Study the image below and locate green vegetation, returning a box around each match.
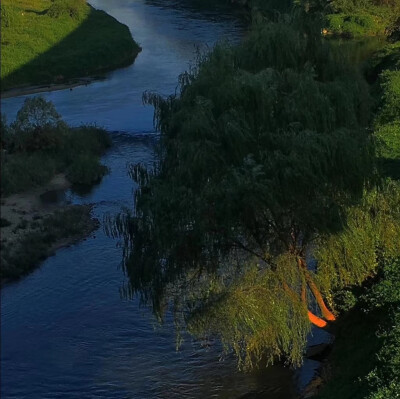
[312,13,400,394]
[1,0,141,91]
[220,0,399,38]
[105,0,400,381]
[316,257,400,399]
[371,40,400,178]
[0,205,99,281]
[324,0,400,37]
[107,15,387,369]
[1,97,111,195]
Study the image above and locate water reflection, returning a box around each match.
[0,3,298,398]
[1,0,245,132]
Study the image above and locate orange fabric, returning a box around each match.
[308,311,328,328]
[307,278,336,321]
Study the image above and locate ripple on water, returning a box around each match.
[0,2,298,398]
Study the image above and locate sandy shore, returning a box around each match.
[1,174,99,285]
[1,174,71,238]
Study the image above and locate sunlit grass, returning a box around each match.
[1,0,140,90]
[2,0,88,76]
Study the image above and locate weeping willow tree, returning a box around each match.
[108,18,377,368]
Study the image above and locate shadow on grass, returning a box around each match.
[2,6,141,91]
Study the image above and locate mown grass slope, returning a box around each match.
[1,0,141,90]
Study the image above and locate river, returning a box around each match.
[0,1,302,398]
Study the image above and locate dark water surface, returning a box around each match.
[1,1,297,398]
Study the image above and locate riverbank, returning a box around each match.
[142,1,399,397]
[1,0,141,91]
[1,76,104,99]
[314,258,400,399]
[302,30,400,399]
[1,97,111,284]
[0,174,99,284]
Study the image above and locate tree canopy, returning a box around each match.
[108,19,380,368]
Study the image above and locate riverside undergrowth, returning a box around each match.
[1,96,111,195]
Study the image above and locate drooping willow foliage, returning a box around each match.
[185,259,311,370]
[107,16,379,368]
[316,176,400,298]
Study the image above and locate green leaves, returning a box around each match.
[315,181,400,296]
[11,96,65,134]
[113,19,376,368]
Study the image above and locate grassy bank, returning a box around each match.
[1,0,141,91]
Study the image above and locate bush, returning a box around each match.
[376,121,400,160]
[377,70,400,125]
[326,13,381,37]
[363,259,400,399]
[9,96,67,153]
[1,153,57,195]
[63,125,111,160]
[2,98,111,195]
[47,0,87,20]
[67,154,109,185]
[333,289,358,312]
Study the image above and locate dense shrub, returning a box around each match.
[388,17,400,42]
[1,153,57,194]
[326,13,381,37]
[47,0,87,19]
[1,97,110,195]
[67,154,109,185]
[363,259,400,399]
[376,70,400,125]
[63,126,111,159]
[376,121,400,160]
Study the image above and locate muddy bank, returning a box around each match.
[1,174,99,285]
[1,77,105,99]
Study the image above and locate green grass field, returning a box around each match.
[1,0,141,90]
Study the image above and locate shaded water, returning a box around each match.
[1,1,298,398]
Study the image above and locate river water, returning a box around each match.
[0,1,300,398]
